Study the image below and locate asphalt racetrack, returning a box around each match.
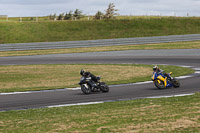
[0,47,200,111]
[1,34,200,51]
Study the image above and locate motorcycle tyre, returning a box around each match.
[154,80,165,89]
[81,84,91,94]
[172,78,180,88]
[100,82,109,93]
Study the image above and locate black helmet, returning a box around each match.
[80,69,85,76]
[153,65,158,71]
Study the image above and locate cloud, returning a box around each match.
[0,0,66,5]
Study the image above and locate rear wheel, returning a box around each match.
[100,82,109,93]
[81,84,91,94]
[154,80,165,89]
[172,78,180,88]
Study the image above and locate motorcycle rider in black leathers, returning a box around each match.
[80,69,98,88]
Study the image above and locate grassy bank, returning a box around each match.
[1,41,200,57]
[0,93,199,132]
[0,64,194,93]
[1,18,200,44]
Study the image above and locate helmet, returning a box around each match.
[80,69,85,76]
[153,65,158,71]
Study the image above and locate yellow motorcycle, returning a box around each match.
[152,72,180,89]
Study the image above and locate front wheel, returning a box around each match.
[100,82,109,93]
[81,84,91,94]
[154,80,165,89]
[172,78,180,88]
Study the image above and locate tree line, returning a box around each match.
[49,3,118,20]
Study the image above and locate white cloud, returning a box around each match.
[0,0,199,17]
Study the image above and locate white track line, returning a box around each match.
[0,91,32,95]
[47,101,104,108]
[147,93,195,99]
[176,75,193,79]
[177,65,193,68]
[194,68,200,71]
[46,93,195,108]
[195,71,200,74]
[66,87,81,90]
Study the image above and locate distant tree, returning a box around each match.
[64,11,73,20]
[58,13,64,20]
[53,13,57,21]
[94,11,104,20]
[104,3,119,19]
[49,14,54,20]
[30,17,34,21]
[73,9,84,20]
[48,8,86,21]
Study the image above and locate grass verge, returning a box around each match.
[1,41,200,57]
[0,93,199,132]
[1,18,200,44]
[0,64,194,93]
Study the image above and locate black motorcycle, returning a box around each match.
[79,76,109,94]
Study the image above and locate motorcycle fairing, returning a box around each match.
[152,72,173,87]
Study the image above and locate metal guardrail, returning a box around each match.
[0,34,200,51]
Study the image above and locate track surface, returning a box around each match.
[0,47,200,111]
[1,34,200,51]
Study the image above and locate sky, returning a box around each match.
[0,0,200,17]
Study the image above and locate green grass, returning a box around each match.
[0,93,199,132]
[1,41,200,57]
[0,64,194,93]
[1,18,200,44]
